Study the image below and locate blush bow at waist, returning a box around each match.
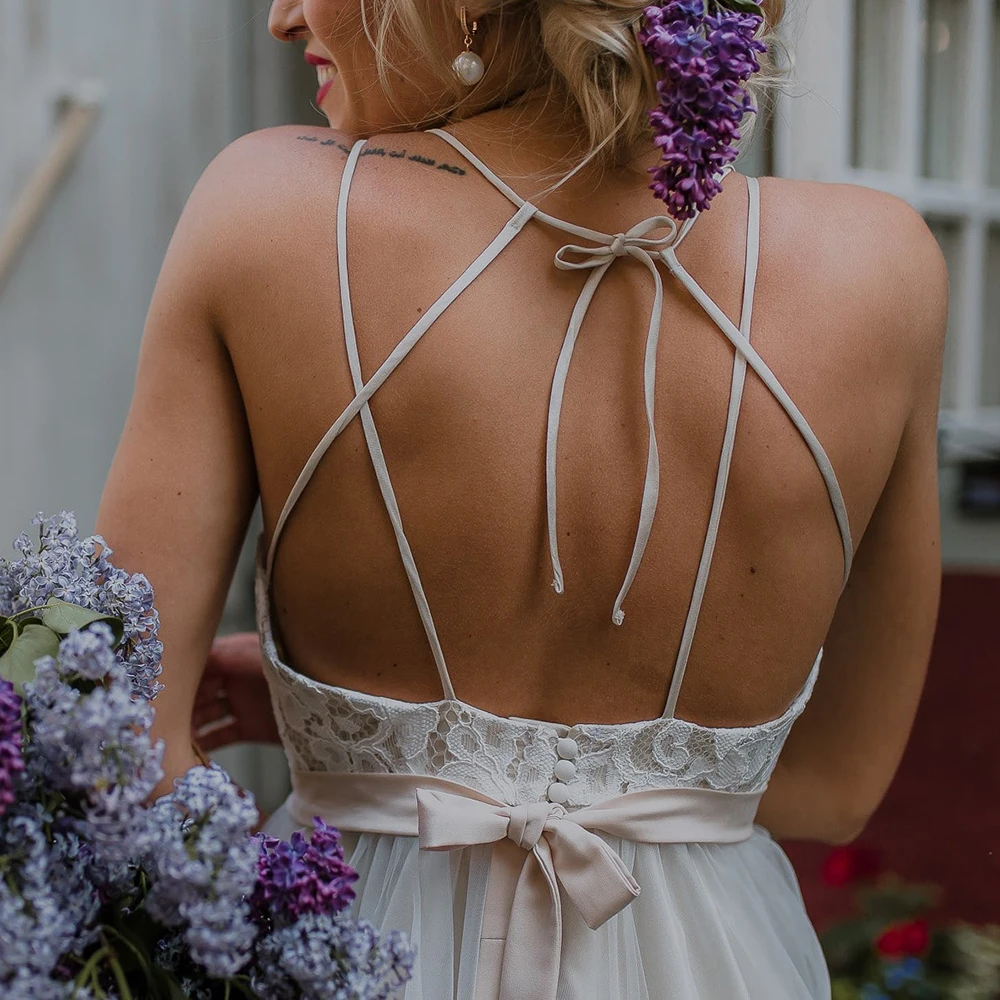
[288,771,763,1000]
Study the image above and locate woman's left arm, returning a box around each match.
[96,146,260,798]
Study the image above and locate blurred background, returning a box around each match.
[1,0,998,935]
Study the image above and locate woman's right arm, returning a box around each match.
[756,198,949,845]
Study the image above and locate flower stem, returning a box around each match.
[72,946,109,997]
[102,923,150,976]
[8,603,55,619]
[108,954,134,1000]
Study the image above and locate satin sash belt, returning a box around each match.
[289,771,762,1000]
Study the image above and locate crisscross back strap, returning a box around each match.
[662,254,854,589]
[265,138,539,700]
[430,128,705,627]
[663,175,760,717]
[659,182,854,717]
[267,129,854,717]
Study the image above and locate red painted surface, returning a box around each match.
[784,572,1000,928]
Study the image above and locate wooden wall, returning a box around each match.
[0,0,314,548]
[0,0,316,809]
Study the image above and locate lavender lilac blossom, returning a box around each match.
[0,804,102,998]
[639,0,767,219]
[0,515,415,997]
[140,764,261,978]
[0,512,163,700]
[250,820,415,999]
[26,622,164,846]
[252,914,415,1000]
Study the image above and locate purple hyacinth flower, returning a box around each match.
[639,0,767,219]
[0,678,24,816]
[253,817,359,925]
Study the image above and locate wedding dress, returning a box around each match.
[259,130,853,999]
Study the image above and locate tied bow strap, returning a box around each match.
[287,770,763,1000]
[553,219,679,269]
[545,214,693,625]
[417,790,639,1000]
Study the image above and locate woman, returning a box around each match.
[97,0,947,995]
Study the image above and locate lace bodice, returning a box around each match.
[256,568,819,808]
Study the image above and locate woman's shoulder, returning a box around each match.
[189,125,357,221]
[757,176,948,366]
[197,125,464,207]
[183,126,467,262]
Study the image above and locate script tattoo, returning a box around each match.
[296,135,467,176]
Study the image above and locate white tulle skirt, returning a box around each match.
[264,800,830,1000]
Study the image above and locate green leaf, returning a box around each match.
[0,623,60,692]
[40,599,124,645]
[0,617,18,656]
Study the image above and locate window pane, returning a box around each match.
[991,0,1000,187]
[927,217,963,409]
[983,227,1000,406]
[852,0,906,170]
[922,0,971,181]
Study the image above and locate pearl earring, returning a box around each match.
[452,7,485,86]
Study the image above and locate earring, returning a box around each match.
[452,7,485,85]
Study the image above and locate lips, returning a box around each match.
[306,52,337,105]
[315,63,337,105]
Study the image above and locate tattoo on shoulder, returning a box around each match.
[295,135,466,177]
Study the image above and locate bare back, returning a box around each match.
[217,124,923,730]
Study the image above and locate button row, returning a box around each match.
[547,737,580,805]
[553,758,576,782]
[547,781,570,805]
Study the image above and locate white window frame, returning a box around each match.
[776,0,1000,460]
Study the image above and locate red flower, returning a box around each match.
[876,925,905,957]
[821,846,882,887]
[875,920,930,958]
[900,919,930,955]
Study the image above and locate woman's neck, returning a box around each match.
[443,92,657,204]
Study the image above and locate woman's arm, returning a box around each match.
[96,145,260,799]
[757,201,949,844]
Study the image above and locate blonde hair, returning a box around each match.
[364,0,787,169]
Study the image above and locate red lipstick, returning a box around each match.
[316,80,335,105]
[305,52,333,66]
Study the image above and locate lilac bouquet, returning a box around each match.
[0,513,414,999]
[640,0,768,218]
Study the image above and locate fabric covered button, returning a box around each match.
[547,781,571,805]
[553,759,576,782]
[556,738,579,760]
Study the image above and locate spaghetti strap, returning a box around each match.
[264,138,539,700]
[431,127,702,625]
[257,135,842,1000]
[663,247,855,590]
[267,129,853,712]
[662,175,761,718]
[337,141,454,700]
